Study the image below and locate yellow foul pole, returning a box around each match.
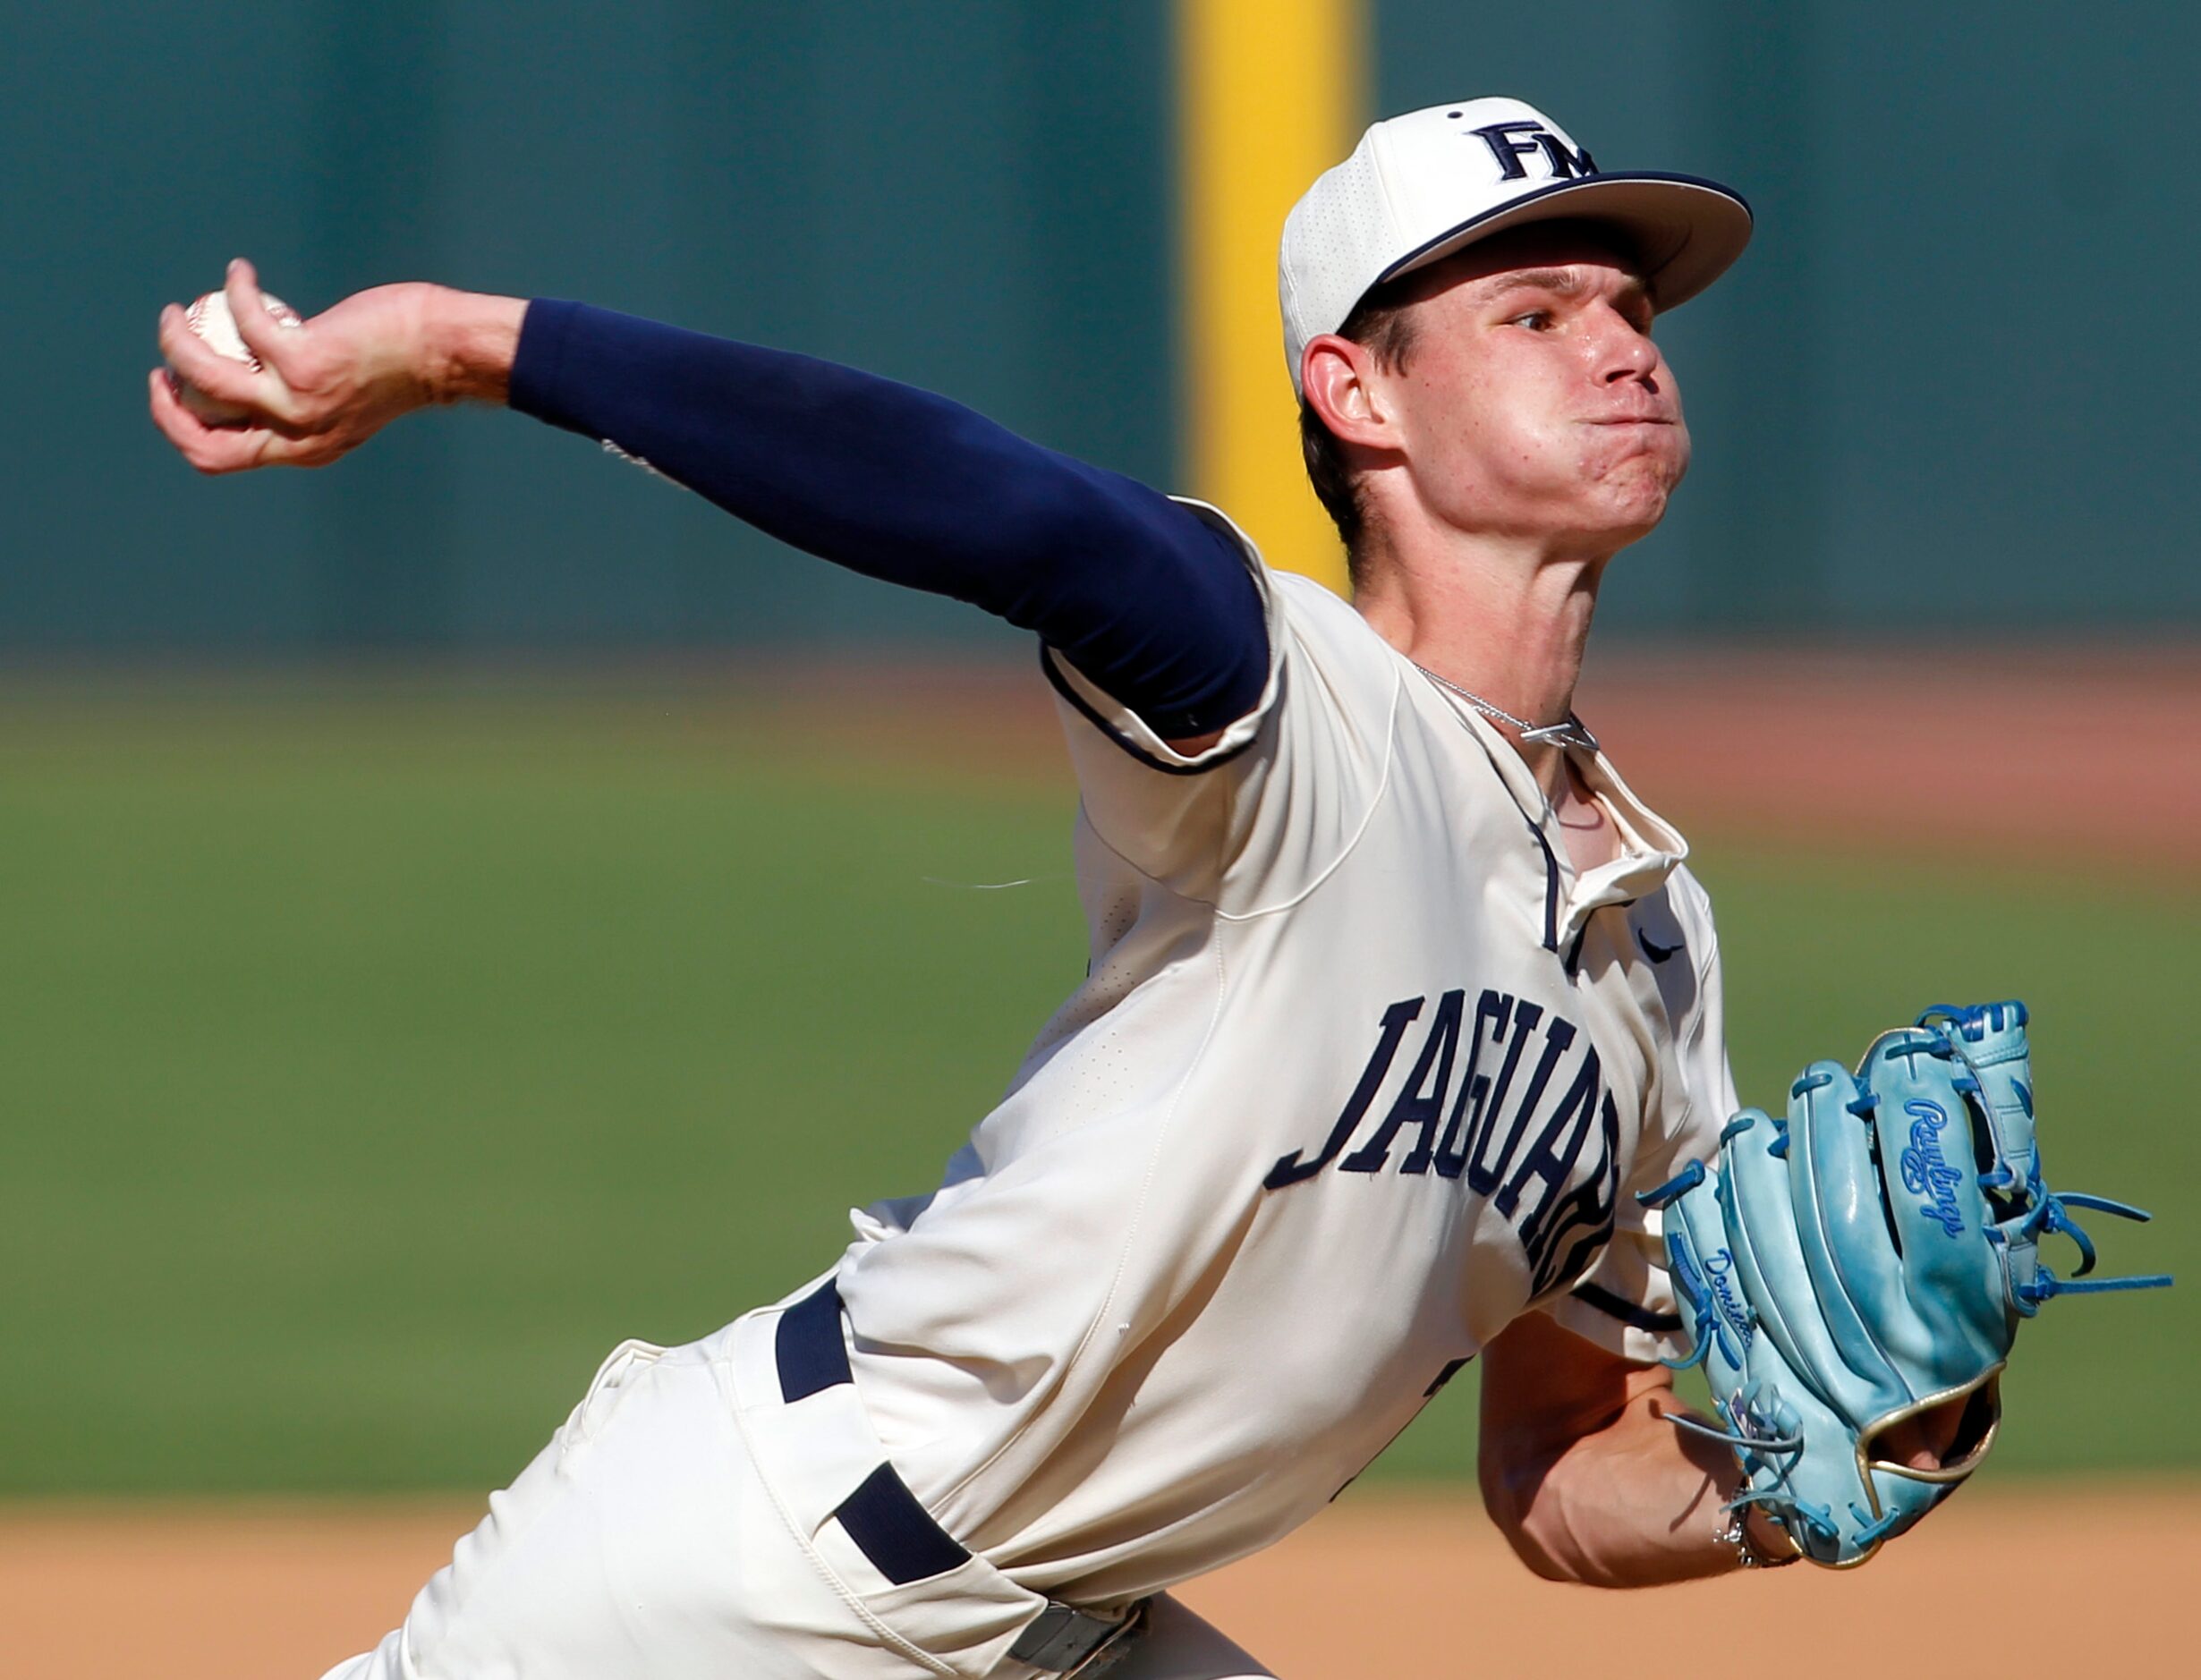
[1178,0,1364,595]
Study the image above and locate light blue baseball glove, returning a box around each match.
[1640,1001,2171,1568]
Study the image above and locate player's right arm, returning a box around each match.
[1477,1308,1800,1583]
[149,263,1262,756]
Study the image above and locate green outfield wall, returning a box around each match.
[6,0,2195,651]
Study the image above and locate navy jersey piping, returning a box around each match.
[1041,644,1262,777]
[1524,816,1562,952]
[1570,1279,1684,1335]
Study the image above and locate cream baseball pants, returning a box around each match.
[318,1295,1273,1679]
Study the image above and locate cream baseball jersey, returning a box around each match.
[836,505,1737,1606]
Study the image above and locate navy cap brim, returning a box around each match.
[1374,172,1754,310]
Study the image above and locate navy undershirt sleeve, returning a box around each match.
[508,301,1269,742]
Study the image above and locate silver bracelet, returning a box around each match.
[1720,1507,1802,1570]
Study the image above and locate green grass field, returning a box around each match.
[2,681,2190,1494]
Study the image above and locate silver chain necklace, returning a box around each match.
[1412,663,1600,753]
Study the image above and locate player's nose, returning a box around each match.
[1594,315,1661,386]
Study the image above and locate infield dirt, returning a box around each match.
[3,1484,2190,1679]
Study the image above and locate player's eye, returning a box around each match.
[1508,310,1553,332]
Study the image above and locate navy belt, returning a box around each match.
[775,1278,969,1584]
[774,1280,1145,1676]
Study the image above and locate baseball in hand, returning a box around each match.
[169,288,302,425]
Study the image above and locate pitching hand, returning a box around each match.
[150,260,523,475]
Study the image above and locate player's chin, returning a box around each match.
[1579,465,1679,546]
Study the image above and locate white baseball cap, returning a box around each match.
[1279,97,1752,393]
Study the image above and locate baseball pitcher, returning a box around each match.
[149,97,2166,1678]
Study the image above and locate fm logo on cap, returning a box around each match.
[1472,120,1597,182]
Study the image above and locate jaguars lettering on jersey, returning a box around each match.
[1265,987,1624,1300]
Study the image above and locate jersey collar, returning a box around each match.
[1561,741,1688,938]
[1410,674,1690,946]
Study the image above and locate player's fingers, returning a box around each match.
[149,362,215,447]
[158,300,275,410]
[162,298,313,433]
[149,363,190,437]
[148,368,281,474]
[223,258,307,381]
[154,370,358,471]
[249,429,350,468]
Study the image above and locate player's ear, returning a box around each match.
[1301,335,1393,452]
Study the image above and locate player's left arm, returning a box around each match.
[1476,1308,1787,1585]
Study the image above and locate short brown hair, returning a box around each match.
[1297,282,1420,583]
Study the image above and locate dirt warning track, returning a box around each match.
[2,1485,2190,1679]
[1572,645,2200,869]
[729,641,2200,868]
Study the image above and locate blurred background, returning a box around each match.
[11,0,2199,650]
[3,0,2194,1551]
